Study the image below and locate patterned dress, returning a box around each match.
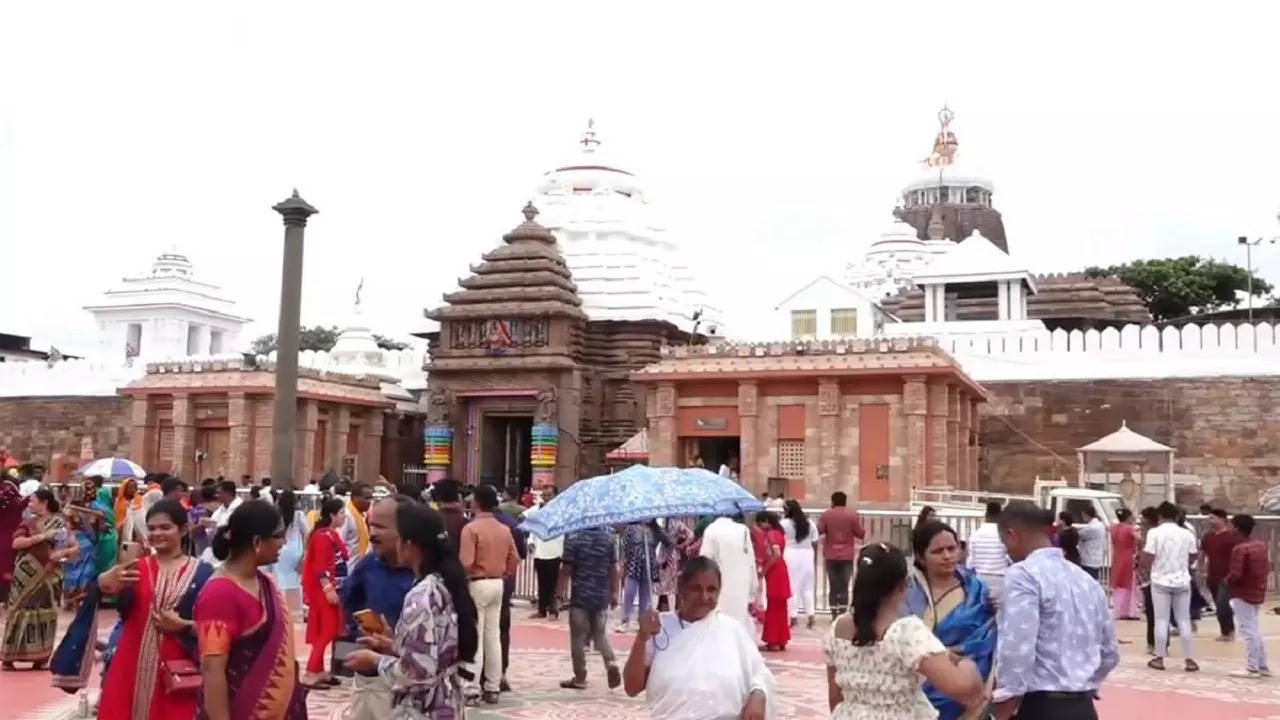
[377,572,464,719]
[823,615,946,720]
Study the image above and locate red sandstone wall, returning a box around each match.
[978,376,1280,509]
[0,396,133,475]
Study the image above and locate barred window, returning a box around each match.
[790,310,817,339]
[778,440,805,478]
[830,308,857,336]
[157,426,174,462]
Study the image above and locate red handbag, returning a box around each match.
[160,658,202,693]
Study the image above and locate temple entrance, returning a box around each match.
[682,436,740,475]
[479,413,533,491]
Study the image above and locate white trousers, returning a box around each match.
[1230,598,1270,673]
[349,672,393,720]
[468,578,504,693]
[784,547,815,618]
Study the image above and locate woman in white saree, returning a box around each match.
[623,556,778,720]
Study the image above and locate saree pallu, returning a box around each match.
[93,488,119,575]
[62,525,99,609]
[905,567,997,720]
[2,518,66,664]
[197,572,308,720]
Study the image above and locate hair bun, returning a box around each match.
[210,525,232,561]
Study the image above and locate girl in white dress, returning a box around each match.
[780,500,817,629]
[823,543,986,719]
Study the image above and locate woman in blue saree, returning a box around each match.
[61,481,108,610]
[905,520,996,720]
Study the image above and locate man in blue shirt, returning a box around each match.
[341,494,416,720]
[557,525,621,690]
[993,501,1120,720]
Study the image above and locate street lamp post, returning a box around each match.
[1238,234,1277,325]
[271,190,318,489]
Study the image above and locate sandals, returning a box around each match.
[1185,659,1200,672]
[1148,657,1165,670]
[560,678,588,690]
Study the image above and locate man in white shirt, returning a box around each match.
[965,501,1011,604]
[1142,501,1199,671]
[698,514,757,631]
[524,497,565,619]
[1075,506,1107,581]
[209,479,243,527]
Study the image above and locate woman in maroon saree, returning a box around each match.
[195,500,307,720]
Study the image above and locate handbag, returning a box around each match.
[160,658,202,693]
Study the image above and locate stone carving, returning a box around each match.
[655,384,675,417]
[535,387,558,422]
[738,381,759,417]
[425,389,454,424]
[818,381,840,416]
[449,318,550,351]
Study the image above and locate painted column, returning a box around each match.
[650,382,678,467]
[927,379,949,487]
[957,391,971,490]
[171,393,196,481]
[946,386,960,488]
[818,378,840,501]
[330,405,350,474]
[737,380,759,491]
[903,375,927,489]
[531,422,558,490]
[923,285,936,323]
[129,397,156,471]
[997,280,1010,321]
[294,399,317,486]
[227,392,251,480]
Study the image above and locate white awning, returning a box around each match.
[1078,421,1173,453]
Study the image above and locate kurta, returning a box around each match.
[698,517,757,631]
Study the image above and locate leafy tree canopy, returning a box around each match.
[1084,256,1273,321]
[250,325,340,355]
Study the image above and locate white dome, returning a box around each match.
[900,161,994,196]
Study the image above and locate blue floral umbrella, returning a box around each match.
[519,464,764,540]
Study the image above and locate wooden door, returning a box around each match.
[859,404,890,502]
[196,429,231,480]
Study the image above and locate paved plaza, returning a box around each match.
[6,601,1280,719]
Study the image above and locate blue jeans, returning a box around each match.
[621,576,651,624]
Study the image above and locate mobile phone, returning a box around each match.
[353,609,388,636]
[331,639,362,677]
[119,541,144,564]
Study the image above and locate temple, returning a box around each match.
[84,249,251,361]
[534,120,725,335]
[421,203,694,490]
[846,107,1149,330]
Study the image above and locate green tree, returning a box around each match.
[1084,256,1273,321]
[372,334,410,351]
[250,325,341,355]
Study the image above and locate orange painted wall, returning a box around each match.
[860,404,890,502]
[678,381,738,398]
[761,380,818,397]
[777,405,806,440]
[676,406,741,436]
[841,377,903,396]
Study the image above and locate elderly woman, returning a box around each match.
[905,521,996,720]
[623,556,778,720]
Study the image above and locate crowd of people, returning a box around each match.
[0,461,1275,719]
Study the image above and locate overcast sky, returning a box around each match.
[4,2,1280,355]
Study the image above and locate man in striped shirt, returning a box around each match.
[966,501,1012,605]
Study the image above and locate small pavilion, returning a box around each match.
[1077,421,1176,505]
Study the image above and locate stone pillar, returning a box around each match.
[270,190,318,489]
[946,386,960,488]
[294,399,318,487]
[737,380,759,491]
[957,392,971,490]
[172,394,196,481]
[129,397,156,470]
[361,411,384,485]
[649,383,678,468]
[817,379,840,500]
[926,380,949,487]
[227,392,251,481]
[903,376,927,489]
[970,398,982,489]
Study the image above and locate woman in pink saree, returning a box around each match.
[195,500,307,720]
